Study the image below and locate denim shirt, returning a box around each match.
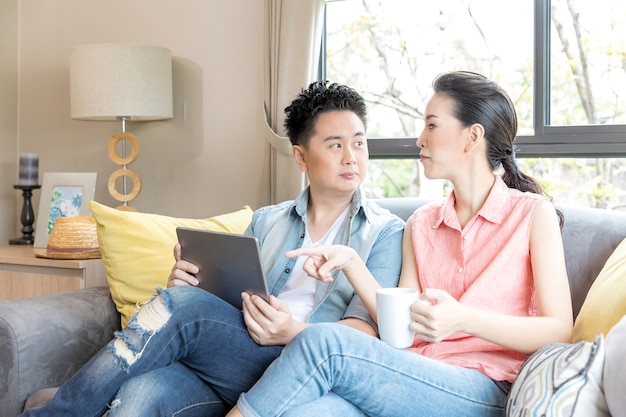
[244,187,404,328]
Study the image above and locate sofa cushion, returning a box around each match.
[506,335,609,417]
[90,201,253,327]
[604,314,626,417]
[572,236,626,343]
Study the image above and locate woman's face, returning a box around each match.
[416,93,470,180]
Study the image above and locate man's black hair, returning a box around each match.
[283,80,367,146]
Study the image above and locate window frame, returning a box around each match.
[322,0,626,159]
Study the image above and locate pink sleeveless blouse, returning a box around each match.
[408,176,545,382]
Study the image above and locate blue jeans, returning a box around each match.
[20,286,283,417]
[237,324,509,417]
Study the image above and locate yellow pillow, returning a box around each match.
[89,201,253,327]
[573,236,626,342]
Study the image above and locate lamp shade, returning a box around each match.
[70,43,173,121]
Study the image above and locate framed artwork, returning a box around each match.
[34,172,97,248]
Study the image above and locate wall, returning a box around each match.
[0,0,18,243]
[5,0,270,244]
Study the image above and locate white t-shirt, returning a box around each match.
[279,207,350,322]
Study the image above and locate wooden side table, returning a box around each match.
[0,245,107,301]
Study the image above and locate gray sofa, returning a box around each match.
[1,197,626,416]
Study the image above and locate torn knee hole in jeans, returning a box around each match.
[106,398,121,414]
[111,290,172,369]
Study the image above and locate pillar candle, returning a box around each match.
[18,153,39,185]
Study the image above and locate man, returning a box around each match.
[22,80,404,417]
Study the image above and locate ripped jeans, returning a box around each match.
[19,286,284,417]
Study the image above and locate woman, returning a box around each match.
[227,71,573,417]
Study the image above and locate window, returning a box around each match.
[324,0,626,209]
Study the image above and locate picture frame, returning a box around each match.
[34,172,97,248]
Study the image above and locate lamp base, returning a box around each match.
[107,131,142,211]
[115,204,138,212]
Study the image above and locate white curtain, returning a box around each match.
[264,0,325,204]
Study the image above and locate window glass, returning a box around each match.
[362,156,626,210]
[518,157,626,209]
[549,0,626,126]
[326,0,534,136]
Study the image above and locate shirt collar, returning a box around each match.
[478,175,509,224]
[291,186,367,222]
[434,175,508,228]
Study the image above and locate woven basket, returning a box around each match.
[35,216,101,259]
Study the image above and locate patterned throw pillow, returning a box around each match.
[506,335,609,417]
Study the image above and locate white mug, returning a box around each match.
[376,287,418,348]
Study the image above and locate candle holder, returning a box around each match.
[9,184,42,245]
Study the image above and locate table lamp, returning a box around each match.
[70,43,173,211]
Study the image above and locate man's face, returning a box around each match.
[293,110,368,197]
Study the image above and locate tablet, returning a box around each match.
[176,227,269,308]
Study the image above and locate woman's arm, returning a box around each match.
[284,220,415,322]
[284,245,380,320]
[398,216,421,290]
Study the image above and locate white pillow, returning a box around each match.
[604,314,626,417]
[506,335,609,417]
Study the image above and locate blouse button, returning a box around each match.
[457,267,463,273]
[285,268,291,274]
[300,233,305,238]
